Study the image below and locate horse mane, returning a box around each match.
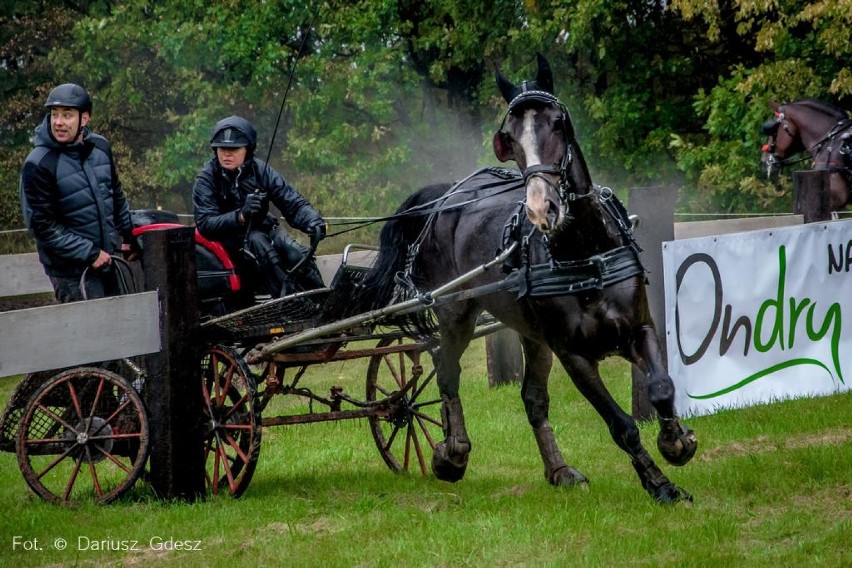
[788,99,849,119]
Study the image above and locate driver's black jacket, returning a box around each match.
[193,157,322,243]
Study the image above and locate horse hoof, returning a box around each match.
[652,482,693,505]
[431,442,469,483]
[658,423,698,467]
[548,466,589,488]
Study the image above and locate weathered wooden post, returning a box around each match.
[485,327,524,387]
[793,170,833,223]
[628,185,677,421]
[141,227,205,500]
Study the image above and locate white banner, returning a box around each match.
[662,220,852,417]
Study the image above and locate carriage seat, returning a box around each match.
[130,209,242,316]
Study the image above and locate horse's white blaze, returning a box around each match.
[520,109,562,233]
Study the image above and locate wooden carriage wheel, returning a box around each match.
[16,367,149,505]
[366,337,444,475]
[200,345,261,498]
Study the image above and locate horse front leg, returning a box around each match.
[521,338,588,487]
[556,350,692,503]
[631,324,698,467]
[430,308,478,482]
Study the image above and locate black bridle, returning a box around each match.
[763,105,852,177]
[499,90,576,219]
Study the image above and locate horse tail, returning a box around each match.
[356,182,453,312]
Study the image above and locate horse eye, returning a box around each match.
[553,117,565,131]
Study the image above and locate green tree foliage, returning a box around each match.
[1,0,850,240]
[670,0,852,212]
[0,0,79,230]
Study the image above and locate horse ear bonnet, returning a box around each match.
[496,53,558,112]
[762,118,780,136]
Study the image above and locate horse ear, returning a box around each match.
[495,65,516,103]
[535,52,554,94]
[492,130,514,162]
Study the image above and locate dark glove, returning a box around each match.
[309,219,327,241]
[308,219,327,250]
[240,193,265,221]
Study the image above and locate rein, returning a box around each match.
[324,168,523,239]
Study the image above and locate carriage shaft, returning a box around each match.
[261,407,392,426]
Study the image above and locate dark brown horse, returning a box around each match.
[761,99,852,212]
[359,54,697,503]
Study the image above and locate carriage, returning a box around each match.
[0,206,513,504]
[1,54,698,506]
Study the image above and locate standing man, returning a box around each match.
[19,83,136,303]
[193,115,326,298]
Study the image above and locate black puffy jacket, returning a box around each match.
[19,115,133,277]
[193,155,322,246]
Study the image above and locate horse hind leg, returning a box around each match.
[557,350,692,503]
[521,338,588,487]
[631,324,698,467]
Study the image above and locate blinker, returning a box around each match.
[762,119,780,136]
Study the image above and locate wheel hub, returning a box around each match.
[389,397,412,428]
[63,417,114,463]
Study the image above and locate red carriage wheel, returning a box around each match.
[15,367,149,505]
[366,337,443,475]
[200,345,261,498]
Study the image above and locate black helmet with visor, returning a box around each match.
[210,116,257,154]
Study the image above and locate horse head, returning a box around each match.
[760,100,852,210]
[761,101,804,177]
[493,53,592,235]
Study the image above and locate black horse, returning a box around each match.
[359,54,697,503]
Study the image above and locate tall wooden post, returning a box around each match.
[627,185,677,421]
[141,227,205,500]
[485,327,524,387]
[793,170,833,223]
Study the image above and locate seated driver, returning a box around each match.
[192,115,326,297]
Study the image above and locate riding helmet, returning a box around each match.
[44,83,93,114]
[210,116,257,153]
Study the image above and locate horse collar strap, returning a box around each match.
[515,246,644,298]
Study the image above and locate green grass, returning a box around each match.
[0,338,849,567]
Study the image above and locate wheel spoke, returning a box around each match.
[413,412,440,447]
[62,455,84,501]
[84,445,103,498]
[35,403,78,434]
[33,443,79,479]
[95,446,134,474]
[215,432,238,491]
[101,399,133,427]
[382,354,404,389]
[86,377,106,421]
[223,392,250,421]
[408,422,429,475]
[224,432,250,465]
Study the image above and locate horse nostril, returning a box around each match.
[547,200,560,226]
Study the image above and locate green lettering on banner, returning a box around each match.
[754,246,787,352]
[687,245,845,400]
